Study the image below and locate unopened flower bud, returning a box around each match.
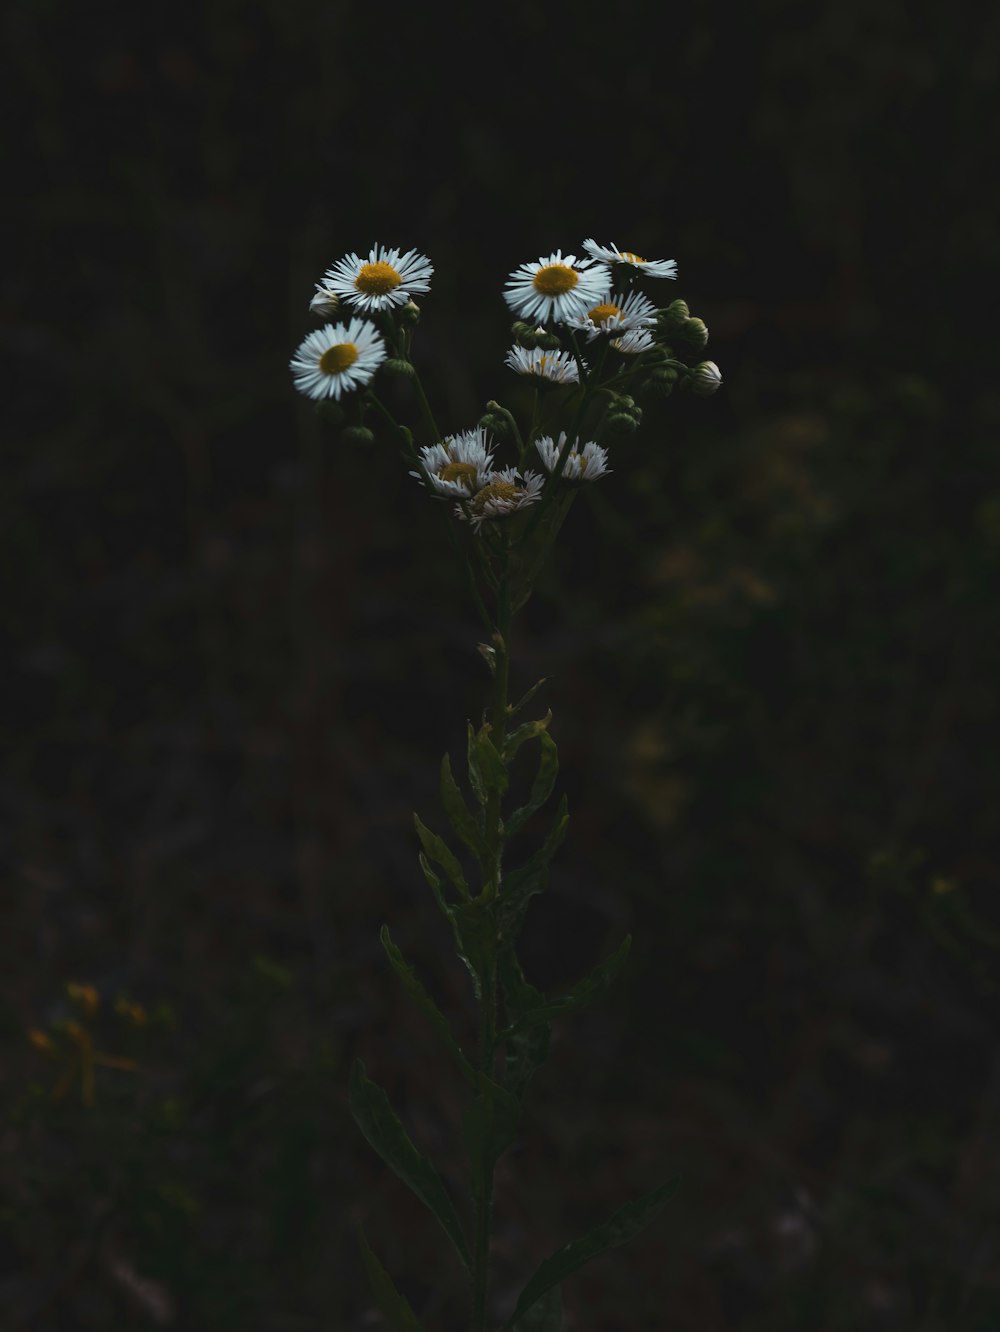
[641,376,674,400]
[652,365,680,383]
[384,357,416,378]
[533,328,562,350]
[691,361,723,395]
[605,412,640,436]
[657,299,690,330]
[314,400,345,425]
[478,412,510,438]
[682,317,709,348]
[398,300,421,326]
[342,425,376,445]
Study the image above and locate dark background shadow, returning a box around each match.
[3,3,999,1329]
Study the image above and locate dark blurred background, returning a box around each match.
[3,2,999,1329]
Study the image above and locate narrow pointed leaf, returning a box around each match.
[496,797,570,945]
[426,871,482,998]
[440,753,486,859]
[463,1080,521,1192]
[357,1228,426,1332]
[413,813,469,899]
[468,722,508,804]
[499,936,632,1039]
[349,1060,471,1270]
[505,731,559,842]
[502,710,552,764]
[498,947,551,1097]
[512,1285,565,1331]
[501,1178,680,1329]
[508,676,548,717]
[380,926,478,1089]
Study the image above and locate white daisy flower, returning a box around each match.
[566,288,658,342]
[289,318,386,400]
[504,250,609,325]
[323,243,433,312]
[457,467,544,529]
[504,346,582,384]
[582,239,678,280]
[410,427,495,497]
[535,433,611,483]
[309,286,341,317]
[610,327,657,355]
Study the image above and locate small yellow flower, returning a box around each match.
[66,981,100,1018]
[115,996,149,1025]
[28,1028,54,1054]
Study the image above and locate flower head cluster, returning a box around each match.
[412,428,495,497]
[324,243,433,313]
[535,433,611,483]
[289,318,387,400]
[458,467,545,529]
[504,251,609,325]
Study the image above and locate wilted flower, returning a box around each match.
[535,433,611,482]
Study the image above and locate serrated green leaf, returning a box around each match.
[440,753,486,859]
[498,936,632,1042]
[501,1177,679,1330]
[498,947,551,1097]
[512,1285,565,1331]
[348,1060,471,1270]
[504,731,559,842]
[502,710,552,764]
[380,926,478,1090]
[413,813,469,900]
[467,722,508,805]
[357,1228,426,1332]
[463,1080,521,1192]
[496,797,569,946]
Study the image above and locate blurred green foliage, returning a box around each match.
[3,0,998,1328]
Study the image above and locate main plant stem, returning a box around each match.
[472,564,512,1332]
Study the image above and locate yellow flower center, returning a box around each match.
[473,481,520,511]
[575,453,588,473]
[588,302,623,326]
[532,264,579,297]
[620,250,645,264]
[319,342,359,375]
[355,261,402,295]
[439,462,478,487]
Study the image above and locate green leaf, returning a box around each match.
[508,677,548,717]
[357,1228,425,1332]
[425,866,482,999]
[496,796,569,946]
[512,1285,565,1331]
[463,1080,521,1192]
[501,1178,680,1330]
[380,926,478,1090]
[440,753,486,859]
[504,731,559,842]
[413,813,469,900]
[498,936,632,1040]
[348,1060,471,1270]
[502,710,552,764]
[467,722,509,805]
[498,947,551,1098]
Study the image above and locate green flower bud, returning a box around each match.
[605,412,640,436]
[641,376,674,400]
[314,400,345,426]
[681,317,709,348]
[342,425,376,445]
[652,365,680,383]
[691,361,723,396]
[657,298,690,331]
[398,300,421,326]
[384,357,416,378]
[479,412,511,438]
[533,328,562,351]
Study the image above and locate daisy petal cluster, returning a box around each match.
[582,239,678,280]
[535,433,611,483]
[504,251,609,325]
[505,346,582,384]
[610,327,657,356]
[324,243,434,313]
[458,467,545,529]
[567,288,658,342]
[289,318,386,400]
[411,428,496,497]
